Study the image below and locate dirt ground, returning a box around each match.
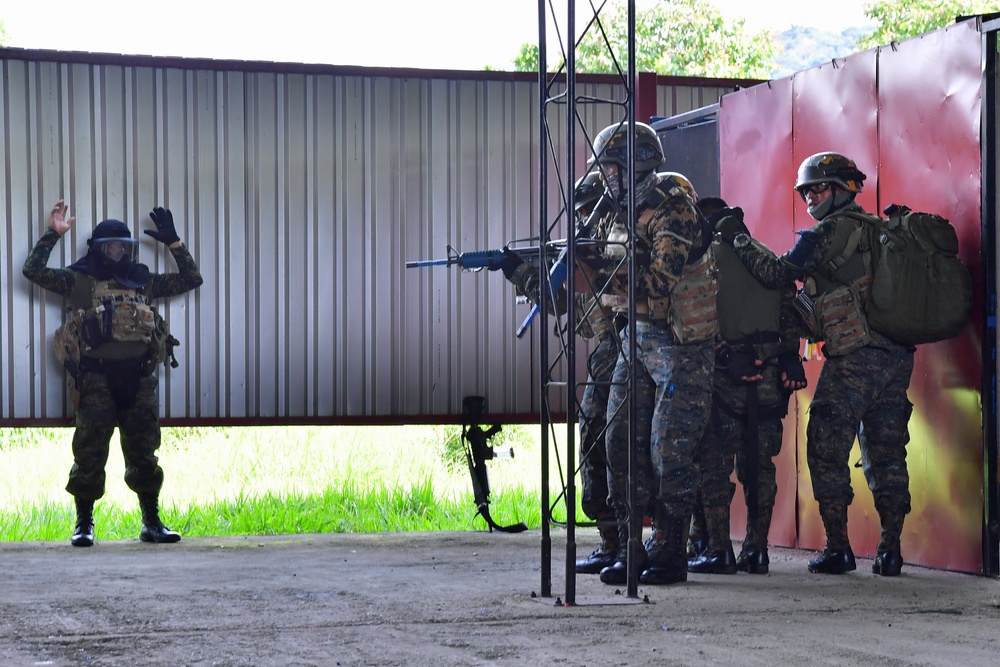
[1,529,998,667]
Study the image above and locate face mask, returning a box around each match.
[807,189,855,220]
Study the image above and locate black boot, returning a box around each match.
[599,524,648,585]
[640,512,688,585]
[576,525,620,574]
[688,493,709,558]
[71,498,95,547]
[736,546,769,574]
[138,493,181,544]
[873,505,906,576]
[687,506,737,574]
[807,547,856,574]
[873,549,903,576]
[809,504,854,574]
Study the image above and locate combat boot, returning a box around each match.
[687,505,737,574]
[736,546,769,574]
[738,500,773,574]
[599,524,648,585]
[138,493,182,544]
[576,524,620,574]
[687,500,709,558]
[71,498,95,547]
[640,512,688,585]
[872,505,906,576]
[808,503,855,574]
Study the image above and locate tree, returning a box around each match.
[858,0,1000,49]
[0,21,8,47]
[510,0,777,79]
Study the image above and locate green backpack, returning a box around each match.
[835,205,973,345]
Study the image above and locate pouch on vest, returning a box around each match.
[92,281,157,343]
[666,245,719,344]
[813,284,871,356]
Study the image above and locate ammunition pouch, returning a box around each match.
[813,283,871,356]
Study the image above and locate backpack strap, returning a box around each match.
[825,211,876,273]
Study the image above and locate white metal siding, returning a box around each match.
[0,53,743,423]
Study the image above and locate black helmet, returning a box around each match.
[87,219,138,264]
[574,171,605,213]
[795,152,866,195]
[588,121,664,175]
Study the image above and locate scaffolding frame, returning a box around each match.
[535,0,646,603]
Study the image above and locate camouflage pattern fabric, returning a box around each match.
[23,225,203,503]
[66,373,165,500]
[808,332,914,516]
[605,322,714,518]
[578,329,618,519]
[23,228,204,300]
[599,189,704,300]
[732,204,915,548]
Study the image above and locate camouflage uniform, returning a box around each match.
[505,258,624,571]
[23,227,203,501]
[733,204,915,558]
[600,180,716,584]
[692,230,802,572]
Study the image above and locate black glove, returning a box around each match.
[145,207,181,245]
[717,343,761,384]
[778,351,807,386]
[497,248,525,281]
[714,208,748,245]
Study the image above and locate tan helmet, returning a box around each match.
[657,171,698,202]
[588,121,664,175]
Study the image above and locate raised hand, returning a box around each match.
[49,200,75,236]
[145,206,181,245]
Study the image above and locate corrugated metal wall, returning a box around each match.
[0,50,745,424]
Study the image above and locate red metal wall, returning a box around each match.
[719,20,984,572]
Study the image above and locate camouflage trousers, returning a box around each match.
[66,371,165,500]
[698,341,787,510]
[605,321,714,518]
[578,330,618,520]
[807,337,914,515]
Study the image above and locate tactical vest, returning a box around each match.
[714,239,781,342]
[54,274,174,371]
[800,215,873,356]
[636,187,719,343]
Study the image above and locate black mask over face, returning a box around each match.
[68,219,151,289]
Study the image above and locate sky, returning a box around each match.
[0,0,875,71]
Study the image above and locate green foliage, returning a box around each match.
[859,0,1000,49]
[512,42,539,73]
[0,424,581,541]
[773,25,875,77]
[0,21,8,47]
[511,0,777,78]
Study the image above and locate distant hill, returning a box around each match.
[772,25,876,78]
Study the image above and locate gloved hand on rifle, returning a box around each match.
[145,206,181,246]
[487,247,525,281]
[778,351,808,391]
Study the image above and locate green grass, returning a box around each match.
[0,424,579,542]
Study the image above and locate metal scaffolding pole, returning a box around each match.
[536,0,641,604]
